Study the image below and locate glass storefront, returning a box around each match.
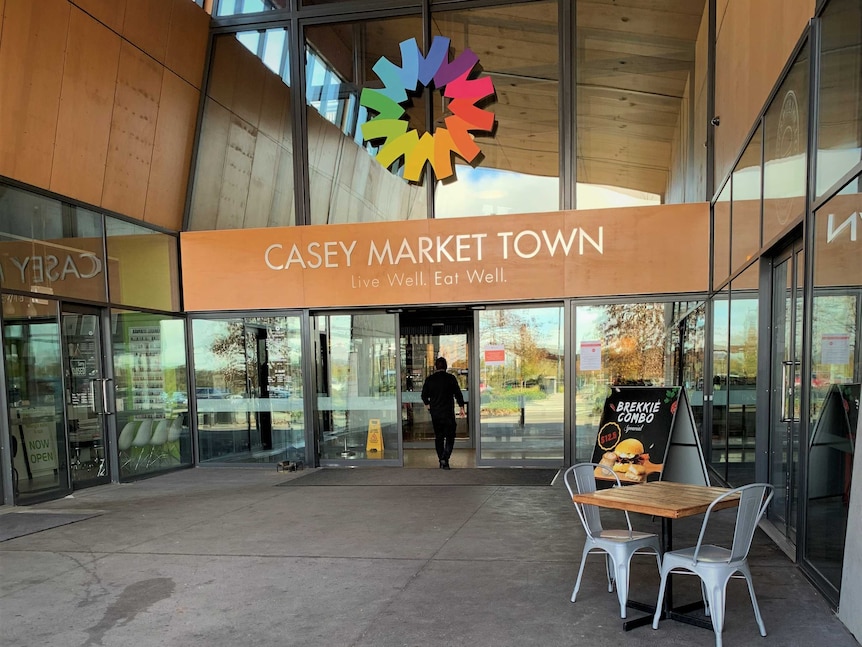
[478,306,563,463]
[192,316,305,464]
[3,298,69,503]
[574,302,678,463]
[0,181,185,503]
[806,177,861,597]
[314,313,399,462]
[113,311,192,478]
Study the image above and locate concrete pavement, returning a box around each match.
[0,466,858,647]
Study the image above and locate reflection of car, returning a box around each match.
[196,387,229,399]
[269,387,292,398]
[170,391,188,406]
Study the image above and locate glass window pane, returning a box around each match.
[478,306,564,462]
[216,0,282,17]
[807,177,862,591]
[305,18,427,224]
[817,0,862,197]
[763,42,809,245]
[189,30,295,230]
[727,264,758,486]
[193,316,305,464]
[3,297,70,503]
[680,302,707,437]
[105,217,180,311]
[0,186,107,302]
[731,126,762,273]
[576,1,704,208]
[711,289,730,477]
[433,2,560,218]
[314,313,399,461]
[574,302,675,463]
[112,311,191,478]
[713,180,731,288]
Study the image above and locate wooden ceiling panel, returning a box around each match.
[574,0,705,194]
[577,1,704,42]
[303,1,705,190]
[578,157,669,196]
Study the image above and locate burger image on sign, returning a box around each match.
[596,437,663,483]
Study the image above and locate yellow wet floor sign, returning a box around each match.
[366,419,383,453]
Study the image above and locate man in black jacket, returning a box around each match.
[421,356,466,469]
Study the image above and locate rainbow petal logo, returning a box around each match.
[359,36,496,183]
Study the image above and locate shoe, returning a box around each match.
[442,460,451,470]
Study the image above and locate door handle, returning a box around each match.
[101,378,114,415]
[90,379,103,415]
[780,360,800,423]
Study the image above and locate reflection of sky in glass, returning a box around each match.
[262,29,288,77]
[574,307,602,344]
[479,307,563,350]
[237,31,260,56]
[436,166,659,218]
[729,298,758,344]
[436,166,557,218]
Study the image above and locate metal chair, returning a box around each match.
[652,483,774,647]
[564,463,662,618]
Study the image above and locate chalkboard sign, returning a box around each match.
[591,386,708,486]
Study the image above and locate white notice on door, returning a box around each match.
[580,340,602,370]
[821,333,850,365]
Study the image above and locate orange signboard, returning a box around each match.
[181,203,709,311]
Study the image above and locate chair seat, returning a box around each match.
[597,529,658,543]
[666,544,734,565]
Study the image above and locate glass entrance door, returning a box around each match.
[768,240,804,545]
[61,305,110,487]
[4,297,70,503]
[477,305,564,464]
[400,316,471,452]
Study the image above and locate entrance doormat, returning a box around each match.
[278,468,560,487]
[0,511,102,542]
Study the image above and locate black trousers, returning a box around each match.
[431,414,456,461]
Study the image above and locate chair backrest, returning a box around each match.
[167,415,183,442]
[118,421,139,451]
[131,419,154,448]
[149,419,169,445]
[693,483,774,563]
[564,463,630,537]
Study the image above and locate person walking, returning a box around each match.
[421,356,466,469]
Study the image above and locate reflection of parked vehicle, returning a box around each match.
[196,387,229,399]
[170,391,188,406]
[269,387,292,398]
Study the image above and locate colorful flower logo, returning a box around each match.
[359,36,496,183]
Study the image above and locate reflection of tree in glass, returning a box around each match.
[206,319,301,396]
[207,321,247,393]
[599,304,667,384]
[483,309,561,389]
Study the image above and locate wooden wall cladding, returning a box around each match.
[0,0,70,187]
[50,6,121,206]
[102,41,163,219]
[1,0,208,231]
[144,71,200,230]
[165,0,209,87]
[122,0,170,64]
[189,100,230,231]
[71,0,126,32]
[714,0,815,186]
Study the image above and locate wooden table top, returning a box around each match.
[571,481,738,519]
